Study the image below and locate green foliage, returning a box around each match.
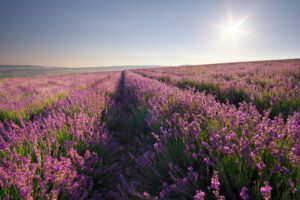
[254,92,273,113]
[157,76,171,84]
[15,141,36,160]
[270,97,300,119]
[0,110,26,124]
[293,68,300,81]
[225,88,250,106]
[52,127,73,158]
[0,185,21,200]
[129,107,148,130]
[75,141,88,156]
[66,105,81,116]
[214,154,259,199]
[175,79,250,106]
[0,149,9,161]
[176,80,219,95]
[141,138,190,195]
[105,91,114,98]
[31,92,67,116]
[0,92,67,124]
[175,78,298,118]
[253,93,300,119]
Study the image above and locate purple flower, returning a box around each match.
[203,157,211,167]
[240,186,249,200]
[192,152,198,159]
[211,171,220,190]
[256,161,265,171]
[194,190,205,200]
[288,180,297,194]
[143,191,150,198]
[154,142,159,150]
[260,181,272,200]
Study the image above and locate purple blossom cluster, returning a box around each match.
[135,59,300,118]
[0,72,113,122]
[122,71,299,199]
[0,72,120,199]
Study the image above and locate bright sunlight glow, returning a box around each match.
[225,23,239,37]
[214,12,251,45]
[223,18,245,40]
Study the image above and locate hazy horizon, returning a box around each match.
[1,0,300,67]
[1,58,300,69]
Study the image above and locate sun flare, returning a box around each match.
[225,22,240,37]
[215,13,250,44]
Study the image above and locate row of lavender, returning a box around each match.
[123,71,299,199]
[135,60,300,119]
[1,67,299,199]
[0,72,111,123]
[0,72,120,199]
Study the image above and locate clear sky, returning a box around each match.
[0,0,300,67]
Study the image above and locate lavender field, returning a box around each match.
[0,60,299,199]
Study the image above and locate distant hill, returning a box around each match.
[0,65,160,78]
[2,58,299,78]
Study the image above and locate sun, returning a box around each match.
[214,14,250,44]
[225,22,240,37]
[224,17,246,39]
[222,18,245,40]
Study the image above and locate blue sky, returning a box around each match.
[0,0,299,67]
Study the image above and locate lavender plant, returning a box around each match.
[135,60,300,119]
